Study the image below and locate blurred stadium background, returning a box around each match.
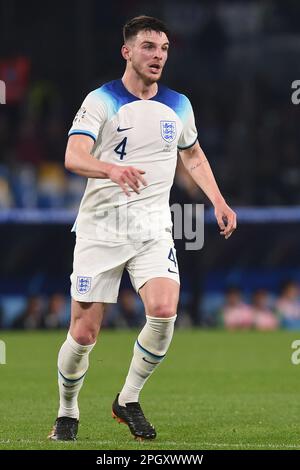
[1,0,300,332]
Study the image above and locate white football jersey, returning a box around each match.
[68,79,197,242]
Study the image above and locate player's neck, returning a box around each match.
[122,71,158,100]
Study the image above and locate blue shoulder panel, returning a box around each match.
[93,80,139,119]
[153,85,192,123]
[92,80,192,123]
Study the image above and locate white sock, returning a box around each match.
[118,315,177,406]
[57,331,96,419]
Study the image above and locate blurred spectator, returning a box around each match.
[252,288,279,331]
[1,286,300,330]
[0,165,14,208]
[43,294,68,329]
[37,162,66,208]
[15,118,46,165]
[12,295,45,329]
[43,117,66,163]
[276,281,300,330]
[118,289,143,327]
[101,290,143,328]
[65,173,87,209]
[222,287,254,330]
[0,57,30,104]
[11,163,38,208]
[0,296,27,329]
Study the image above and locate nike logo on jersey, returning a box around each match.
[142,357,159,365]
[168,268,178,274]
[117,126,133,132]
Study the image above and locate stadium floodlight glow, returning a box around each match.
[291,80,300,105]
[0,80,6,104]
[0,340,6,365]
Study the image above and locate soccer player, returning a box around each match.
[48,15,236,441]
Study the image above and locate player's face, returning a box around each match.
[128,30,169,84]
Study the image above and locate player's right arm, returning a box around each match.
[65,134,146,197]
[66,90,146,196]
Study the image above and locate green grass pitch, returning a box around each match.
[0,329,299,450]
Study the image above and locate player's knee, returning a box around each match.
[147,302,176,318]
[71,326,98,345]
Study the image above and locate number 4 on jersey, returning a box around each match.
[114,137,127,160]
[168,248,178,274]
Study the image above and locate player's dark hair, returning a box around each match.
[123,15,170,42]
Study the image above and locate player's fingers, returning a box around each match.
[221,225,233,237]
[217,215,226,231]
[225,227,235,238]
[135,174,147,186]
[223,217,233,234]
[125,171,140,188]
[226,213,237,233]
[119,181,131,197]
[123,175,140,194]
[135,173,147,186]
[222,214,237,238]
[134,168,147,186]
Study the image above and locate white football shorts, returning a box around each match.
[70,236,180,303]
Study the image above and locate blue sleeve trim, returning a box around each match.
[177,135,198,150]
[68,130,96,142]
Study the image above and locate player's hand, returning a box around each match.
[214,200,237,239]
[108,164,147,197]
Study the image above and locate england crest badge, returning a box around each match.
[160,121,176,143]
[76,276,92,294]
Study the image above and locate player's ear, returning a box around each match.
[121,44,131,61]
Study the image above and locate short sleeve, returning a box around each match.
[68,90,107,142]
[177,95,198,150]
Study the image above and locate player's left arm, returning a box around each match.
[179,141,237,239]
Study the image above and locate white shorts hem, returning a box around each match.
[71,293,118,304]
[134,274,180,294]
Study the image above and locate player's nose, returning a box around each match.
[154,49,163,60]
